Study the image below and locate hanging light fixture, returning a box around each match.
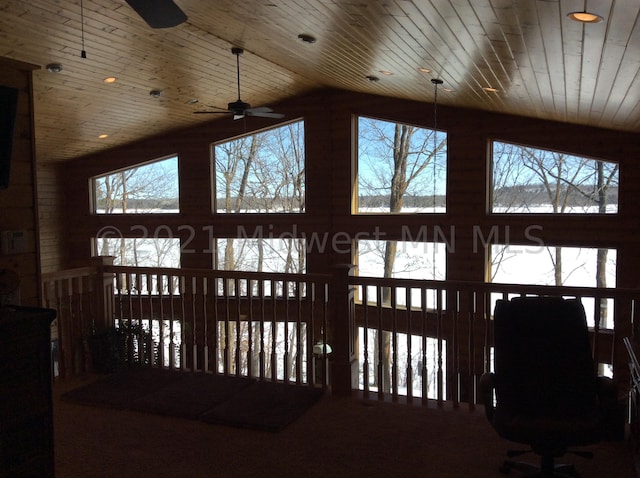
[430,78,444,279]
[80,0,87,57]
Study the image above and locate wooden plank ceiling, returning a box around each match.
[0,0,638,163]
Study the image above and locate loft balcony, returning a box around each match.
[42,260,640,477]
[43,260,636,402]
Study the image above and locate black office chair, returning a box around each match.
[480,296,622,477]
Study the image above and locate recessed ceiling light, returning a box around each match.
[103,77,117,84]
[98,134,109,139]
[483,86,499,92]
[46,63,63,73]
[149,89,162,97]
[443,87,454,92]
[379,70,393,76]
[186,98,199,104]
[418,67,431,74]
[567,11,603,23]
[365,75,379,82]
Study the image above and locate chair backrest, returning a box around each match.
[493,296,597,417]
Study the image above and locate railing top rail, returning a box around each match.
[103,265,332,283]
[349,275,640,300]
[41,266,98,282]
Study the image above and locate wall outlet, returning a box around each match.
[1,230,27,255]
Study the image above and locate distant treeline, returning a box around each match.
[96,185,618,211]
[493,185,618,207]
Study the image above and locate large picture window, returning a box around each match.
[92,155,179,214]
[214,120,305,213]
[356,116,447,213]
[491,141,619,214]
[214,238,306,274]
[95,237,181,268]
[490,244,616,329]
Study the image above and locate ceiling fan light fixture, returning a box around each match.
[567,11,603,23]
[193,47,284,120]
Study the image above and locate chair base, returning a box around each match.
[500,459,579,477]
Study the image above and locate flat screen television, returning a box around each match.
[0,85,19,190]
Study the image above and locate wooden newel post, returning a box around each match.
[328,263,358,396]
[90,256,115,333]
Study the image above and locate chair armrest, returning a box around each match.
[479,372,496,421]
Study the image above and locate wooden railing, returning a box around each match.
[43,263,331,388]
[42,262,639,404]
[349,276,638,408]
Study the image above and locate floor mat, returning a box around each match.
[61,367,185,410]
[61,367,324,431]
[130,373,256,419]
[200,379,325,432]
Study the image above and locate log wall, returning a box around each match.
[49,88,640,291]
[0,58,40,305]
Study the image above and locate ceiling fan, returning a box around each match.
[125,0,187,29]
[194,48,285,121]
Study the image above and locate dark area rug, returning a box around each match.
[130,372,255,419]
[61,367,324,432]
[60,367,185,410]
[200,379,326,432]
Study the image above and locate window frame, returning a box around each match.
[91,154,180,215]
[489,139,619,215]
[211,119,306,214]
[355,115,448,215]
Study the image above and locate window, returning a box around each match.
[356,239,447,309]
[357,239,446,281]
[491,141,619,214]
[490,244,616,329]
[490,245,616,288]
[216,320,308,382]
[92,155,179,214]
[215,238,306,274]
[357,116,447,213]
[214,121,305,213]
[95,237,181,268]
[355,239,447,399]
[358,328,444,400]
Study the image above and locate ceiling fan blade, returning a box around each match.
[125,0,187,28]
[233,114,245,120]
[247,111,285,119]
[246,106,273,113]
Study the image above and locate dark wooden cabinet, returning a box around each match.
[0,306,56,477]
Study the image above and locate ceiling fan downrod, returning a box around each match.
[232,47,244,101]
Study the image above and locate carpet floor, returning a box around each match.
[54,376,637,478]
